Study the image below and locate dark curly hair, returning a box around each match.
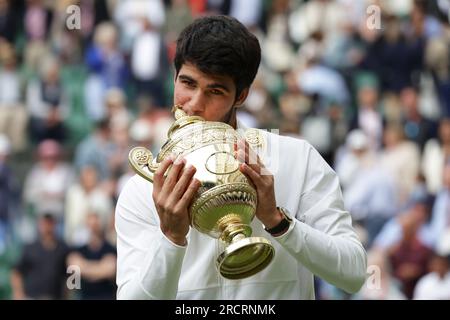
[174,15,261,100]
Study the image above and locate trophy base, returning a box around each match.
[216,237,274,280]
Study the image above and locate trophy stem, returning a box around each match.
[231,233,246,243]
[217,214,252,245]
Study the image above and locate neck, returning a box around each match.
[41,235,56,249]
[89,233,104,250]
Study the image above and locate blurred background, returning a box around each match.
[0,0,450,300]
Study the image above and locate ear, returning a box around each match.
[234,88,249,107]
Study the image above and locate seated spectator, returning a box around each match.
[23,140,74,227]
[104,88,132,132]
[26,56,69,144]
[131,17,169,107]
[23,0,53,72]
[0,43,28,152]
[84,22,128,122]
[64,165,112,247]
[355,249,405,300]
[350,73,383,151]
[0,0,19,43]
[399,87,438,152]
[74,119,114,182]
[113,0,165,53]
[422,118,450,194]
[336,130,397,247]
[0,134,19,254]
[380,124,421,206]
[414,231,450,300]
[428,160,450,249]
[387,201,434,299]
[10,213,69,300]
[66,212,116,300]
[373,189,436,251]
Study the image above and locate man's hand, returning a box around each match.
[236,139,284,230]
[153,156,201,246]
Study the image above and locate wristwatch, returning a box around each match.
[264,207,293,235]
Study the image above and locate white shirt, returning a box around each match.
[229,0,262,27]
[131,31,161,80]
[114,0,165,50]
[0,69,21,106]
[414,272,450,300]
[115,126,367,299]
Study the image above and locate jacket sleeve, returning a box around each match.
[274,143,367,294]
[115,176,186,300]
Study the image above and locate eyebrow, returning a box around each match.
[178,74,231,93]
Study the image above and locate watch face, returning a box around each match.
[278,207,292,222]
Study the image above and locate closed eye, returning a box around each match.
[181,79,196,88]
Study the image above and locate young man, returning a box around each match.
[115,15,367,299]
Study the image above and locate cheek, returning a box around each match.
[173,85,191,105]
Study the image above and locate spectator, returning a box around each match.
[428,160,450,249]
[373,188,435,251]
[380,124,420,206]
[23,0,53,71]
[387,198,434,298]
[113,0,165,53]
[65,165,113,247]
[0,0,19,43]
[337,130,397,246]
[0,42,28,152]
[131,17,169,107]
[350,73,383,151]
[0,134,19,254]
[66,212,116,300]
[424,17,450,117]
[399,86,438,151]
[422,118,450,194]
[26,56,69,144]
[104,88,132,132]
[84,22,128,122]
[413,231,450,300]
[163,0,193,60]
[10,213,69,300]
[23,139,74,226]
[355,249,406,300]
[74,119,114,182]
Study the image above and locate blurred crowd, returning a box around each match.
[0,0,450,300]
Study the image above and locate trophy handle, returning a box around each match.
[128,147,158,183]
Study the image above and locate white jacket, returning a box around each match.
[115,127,367,299]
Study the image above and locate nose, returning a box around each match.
[183,91,206,116]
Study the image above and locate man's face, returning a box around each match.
[174,63,247,125]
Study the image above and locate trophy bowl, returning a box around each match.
[128,106,274,279]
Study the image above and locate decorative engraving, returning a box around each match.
[205,151,239,175]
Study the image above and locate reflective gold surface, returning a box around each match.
[128,106,274,279]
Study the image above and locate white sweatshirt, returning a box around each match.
[115,126,367,299]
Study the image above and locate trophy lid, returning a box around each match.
[167,105,205,138]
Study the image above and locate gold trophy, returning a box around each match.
[128,106,274,279]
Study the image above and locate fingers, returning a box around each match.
[237,139,261,167]
[153,155,175,193]
[167,164,197,204]
[160,156,186,196]
[237,139,274,188]
[154,155,200,214]
[177,178,202,212]
[240,162,262,187]
[237,139,263,176]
